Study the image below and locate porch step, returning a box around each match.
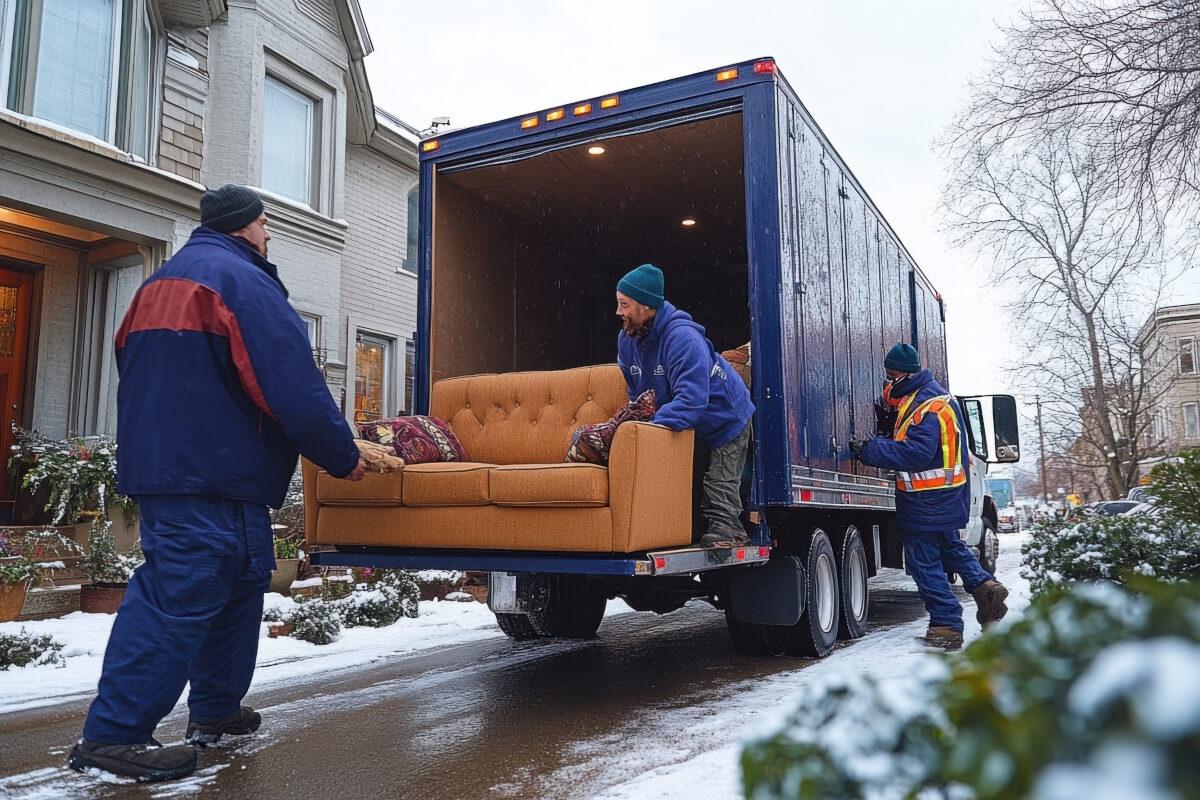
[17,584,83,621]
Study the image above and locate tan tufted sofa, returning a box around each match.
[303,365,696,554]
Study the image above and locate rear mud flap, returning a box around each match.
[727,556,804,625]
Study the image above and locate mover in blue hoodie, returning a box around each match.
[70,186,365,783]
[850,343,1008,650]
[615,264,755,548]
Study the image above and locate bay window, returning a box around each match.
[2,0,157,159]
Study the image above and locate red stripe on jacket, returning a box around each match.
[115,277,275,420]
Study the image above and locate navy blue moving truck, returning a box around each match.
[313,58,1021,657]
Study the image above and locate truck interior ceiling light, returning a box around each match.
[520,116,539,129]
[600,96,619,109]
[753,60,776,74]
[421,140,439,152]
[546,108,566,122]
[681,217,697,227]
[574,103,592,116]
[588,145,606,155]
[716,68,739,82]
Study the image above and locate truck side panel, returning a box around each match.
[827,168,852,472]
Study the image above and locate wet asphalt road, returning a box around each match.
[0,584,929,800]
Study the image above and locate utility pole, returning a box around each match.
[1035,395,1049,502]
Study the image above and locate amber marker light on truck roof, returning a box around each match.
[681,218,697,227]
[574,103,592,116]
[716,68,739,82]
[546,108,566,122]
[600,96,619,109]
[520,116,539,129]
[421,140,439,152]
[588,145,606,156]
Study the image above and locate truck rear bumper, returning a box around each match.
[310,543,771,577]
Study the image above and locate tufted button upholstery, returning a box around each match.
[430,365,627,465]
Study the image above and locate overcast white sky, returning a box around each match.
[360,0,1027,398]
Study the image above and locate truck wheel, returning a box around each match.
[780,529,840,657]
[526,574,607,639]
[835,526,869,640]
[978,519,999,576]
[494,612,542,641]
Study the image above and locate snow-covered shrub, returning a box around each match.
[287,600,342,645]
[80,522,143,585]
[1147,447,1200,525]
[8,426,135,525]
[1020,514,1200,596]
[742,581,1200,800]
[0,629,64,670]
[337,570,419,628]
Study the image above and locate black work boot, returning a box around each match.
[700,527,749,549]
[68,738,197,782]
[185,706,261,747]
[972,580,1010,628]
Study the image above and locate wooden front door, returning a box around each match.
[0,267,36,500]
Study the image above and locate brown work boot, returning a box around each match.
[922,626,964,651]
[972,580,1010,627]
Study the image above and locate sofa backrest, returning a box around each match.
[430,365,628,465]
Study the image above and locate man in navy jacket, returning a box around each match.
[616,264,755,548]
[851,343,1008,650]
[69,185,365,782]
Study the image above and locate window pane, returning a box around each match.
[404,341,415,413]
[1186,404,1200,440]
[32,0,115,140]
[262,76,313,204]
[125,5,151,158]
[1180,338,1196,374]
[405,188,418,270]
[355,336,390,423]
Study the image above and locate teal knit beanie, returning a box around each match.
[617,264,665,309]
[884,342,921,373]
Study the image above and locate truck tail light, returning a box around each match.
[759,547,770,558]
[716,68,739,82]
[600,96,619,109]
[654,557,666,569]
[736,549,746,561]
[800,490,813,502]
[753,61,776,74]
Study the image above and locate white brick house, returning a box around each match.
[0,0,418,513]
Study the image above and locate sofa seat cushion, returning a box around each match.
[489,463,609,507]
[402,462,494,506]
[315,470,403,506]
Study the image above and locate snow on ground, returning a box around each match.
[580,533,1033,800]
[0,592,636,716]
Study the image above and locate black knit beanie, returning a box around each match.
[200,184,264,233]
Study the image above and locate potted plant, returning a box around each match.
[0,557,38,622]
[269,533,303,595]
[78,522,143,614]
[8,426,137,528]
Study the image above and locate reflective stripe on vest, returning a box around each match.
[892,394,967,493]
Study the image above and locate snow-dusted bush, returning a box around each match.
[1020,514,1200,596]
[742,581,1200,800]
[337,570,419,628]
[79,522,143,585]
[0,630,64,670]
[287,600,342,645]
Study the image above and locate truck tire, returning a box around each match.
[835,526,869,640]
[779,529,840,657]
[978,518,999,576]
[494,612,542,641]
[526,574,607,639]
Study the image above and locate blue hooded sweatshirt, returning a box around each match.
[859,369,971,533]
[114,226,360,508]
[617,301,754,449]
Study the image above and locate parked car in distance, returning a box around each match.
[997,506,1019,533]
[1081,500,1144,517]
[1124,487,1152,503]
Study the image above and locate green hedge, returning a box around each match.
[742,581,1200,799]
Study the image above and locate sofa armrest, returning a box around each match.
[608,422,695,553]
[301,458,320,554]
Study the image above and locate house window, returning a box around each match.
[404,340,415,413]
[402,186,418,274]
[354,332,392,423]
[2,0,157,158]
[77,260,140,435]
[1180,337,1196,375]
[297,311,319,347]
[261,75,315,206]
[1185,402,1200,440]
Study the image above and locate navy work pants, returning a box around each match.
[902,529,993,632]
[82,495,274,744]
